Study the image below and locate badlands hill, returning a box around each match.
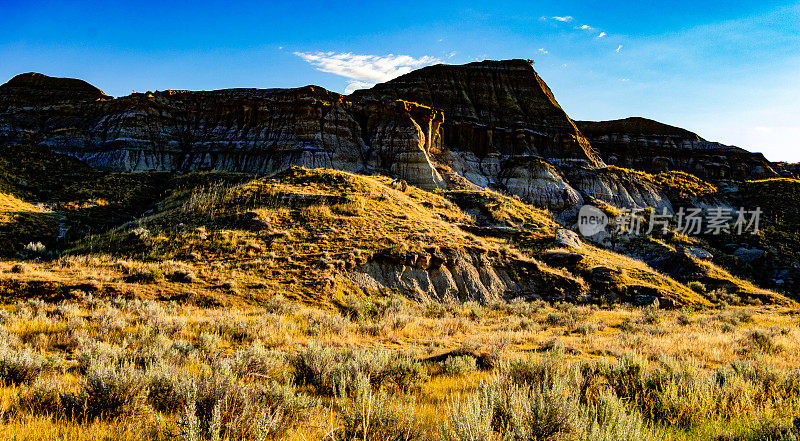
[0,59,796,305]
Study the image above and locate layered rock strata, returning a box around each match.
[0,74,445,190]
[576,117,778,180]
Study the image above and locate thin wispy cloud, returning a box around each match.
[294,52,442,93]
[616,45,623,53]
[538,48,549,54]
[552,15,573,22]
[579,24,593,30]
[597,32,607,38]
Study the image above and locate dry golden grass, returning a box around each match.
[0,295,797,440]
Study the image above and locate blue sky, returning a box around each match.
[2,0,798,161]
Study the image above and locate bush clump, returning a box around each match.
[291,344,427,395]
[0,347,46,385]
[441,355,477,376]
[334,375,422,441]
[183,362,318,440]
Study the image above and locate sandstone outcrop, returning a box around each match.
[352,59,603,167]
[0,75,445,190]
[563,166,674,212]
[352,59,605,209]
[347,247,586,303]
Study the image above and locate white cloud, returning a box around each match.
[579,24,593,30]
[344,80,374,94]
[616,44,623,53]
[538,48,549,54]
[294,52,442,91]
[448,51,457,58]
[552,15,573,22]
[620,78,630,82]
[597,32,607,38]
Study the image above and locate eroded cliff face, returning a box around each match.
[576,117,778,180]
[0,63,780,214]
[0,74,445,190]
[351,59,607,209]
[564,166,674,213]
[0,62,609,210]
[354,60,602,163]
[347,246,586,303]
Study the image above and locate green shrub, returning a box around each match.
[124,265,166,284]
[544,311,578,328]
[232,339,285,378]
[437,382,495,441]
[147,363,189,413]
[263,294,297,315]
[582,394,666,441]
[75,339,125,373]
[291,344,426,396]
[384,354,429,392]
[197,332,222,357]
[441,355,477,376]
[334,375,422,441]
[16,377,65,416]
[305,310,349,336]
[340,294,405,322]
[720,418,800,441]
[642,307,662,325]
[504,353,563,388]
[81,361,148,420]
[688,281,706,293]
[576,322,601,335]
[0,347,46,385]
[646,358,713,428]
[491,298,545,317]
[291,344,344,395]
[439,377,580,441]
[496,380,580,440]
[186,362,317,440]
[717,310,754,326]
[745,331,783,354]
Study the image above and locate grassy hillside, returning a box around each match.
[0,165,747,308]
